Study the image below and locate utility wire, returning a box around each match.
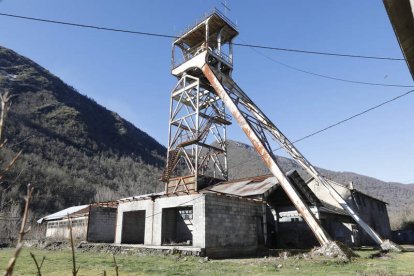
[0,12,177,39]
[250,47,414,88]
[234,42,405,61]
[272,88,414,152]
[227,88,414,170]
[0,12,405,62]
[142,195,204,219]
[116,194,204,219]
[2,12,411,88]
[1,12,413,174]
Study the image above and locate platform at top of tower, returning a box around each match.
[174,9,239,48]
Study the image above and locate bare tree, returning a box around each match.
[0,205,20,245]
[0,90,13,144]
[30,252,45,276]
[0,149,22,183]
[0,89,22,245]
[3,184,34,276]
[68,218,80,276]
[113,254,119,276]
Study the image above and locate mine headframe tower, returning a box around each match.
[163,9,396,251]
[162,10,235,194]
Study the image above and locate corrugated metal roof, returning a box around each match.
[203,173,351,218]
[37,204,89,224]
[203,175,278,197]
[325,179,389,204]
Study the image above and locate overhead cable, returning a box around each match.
[226,88,414,170]
[251,47,414,88]
[272,88,414,152]
[0,12,405,62]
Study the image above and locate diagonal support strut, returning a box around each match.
[200,60,394,250]
[201,63,332,245]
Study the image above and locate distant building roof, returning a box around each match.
[37,204,89,224]
[351,189,389,205]
[325,179,388,205]
[203,171,387,218]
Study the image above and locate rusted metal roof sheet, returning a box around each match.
[203,175,278,197]
[37,205,89,224]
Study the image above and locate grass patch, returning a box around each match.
[0,248,413,275]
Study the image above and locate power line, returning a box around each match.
[234,42,404,61]
[2,12,411,88]
[227,88,414,170]
[0,12,177,39]
[273,88,414,151]
[1,12,412,176]
[143,195,204,219]
[0,12,405,62]
[250,47,414,88]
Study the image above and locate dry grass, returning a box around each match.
[0,247,414,275]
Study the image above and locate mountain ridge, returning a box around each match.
[0,45,166,215]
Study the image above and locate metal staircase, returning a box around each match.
[162,148,181,182]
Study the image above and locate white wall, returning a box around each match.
[46,217,88,239]
[115,194,206,247]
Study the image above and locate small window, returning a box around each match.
[179,209,193,220]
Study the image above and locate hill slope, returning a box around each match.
[226,140,414,229]
[0,45,166,215]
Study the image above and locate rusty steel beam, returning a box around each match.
[383,0,414,81]
[218,73,386,245]
[200,59,386,247]
[216,72,385,246]
[201,63,331,246]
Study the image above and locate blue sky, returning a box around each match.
[0,1,413,183]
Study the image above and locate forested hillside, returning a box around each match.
[0,45,166,216]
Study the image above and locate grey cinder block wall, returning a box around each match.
[204,194,262,257]
[87,206,117,243]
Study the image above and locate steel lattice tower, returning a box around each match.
[162,10,236,194]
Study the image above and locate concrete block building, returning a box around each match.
[114,192,263,257]
[38,170,392,256]
[106,170,391,255]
